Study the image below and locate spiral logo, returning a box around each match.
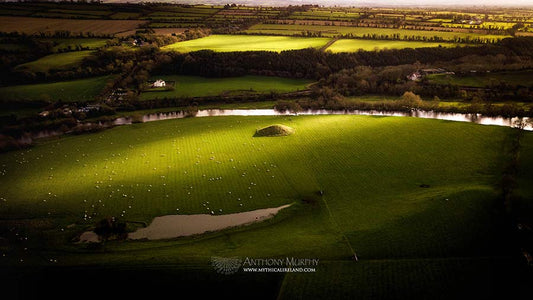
[211,256,243,275]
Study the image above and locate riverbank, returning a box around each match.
[2,106,531,153]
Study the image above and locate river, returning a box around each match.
[113,108,532,131]
[19,108,533,142]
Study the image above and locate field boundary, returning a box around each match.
[319,36,339,52]
[320,193,358,260]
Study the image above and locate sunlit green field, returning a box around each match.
[0,75,111,102]
[0,116,516,254]
[140,75,313,100]
[1,115,529,297]
[326,39,459,52]
[15,50,94,73]
[161,35,331,52]
[245,24,510,42]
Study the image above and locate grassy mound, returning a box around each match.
[254,124,294,137]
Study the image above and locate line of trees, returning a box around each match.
[275,92,533,118]
[3,34,532,87]
[149,37,532,80]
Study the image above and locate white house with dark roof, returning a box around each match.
[152,79,166,88]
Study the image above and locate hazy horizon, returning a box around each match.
[102,0,533,7]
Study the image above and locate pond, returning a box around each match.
[79,204,291,242]
[128,204,291,240]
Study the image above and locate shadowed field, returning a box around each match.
[0,16,147,35]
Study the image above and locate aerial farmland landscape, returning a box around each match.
[1,0,533,299]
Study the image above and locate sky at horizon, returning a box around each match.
[102,0,533,6]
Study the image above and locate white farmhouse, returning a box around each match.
[407,72,421,81]
[152,79,166,88]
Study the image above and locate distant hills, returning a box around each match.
[102,0,533,7]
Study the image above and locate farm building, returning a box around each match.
[152,79,166,88]
[408,72,422,81]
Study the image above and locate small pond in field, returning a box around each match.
[128,204,291,240]
[79,204,291,242]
